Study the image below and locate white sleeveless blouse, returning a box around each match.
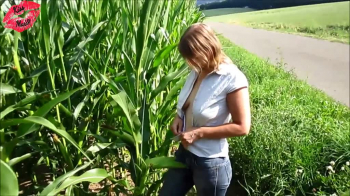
[176,62,249,158]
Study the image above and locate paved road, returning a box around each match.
[205,22,350,107]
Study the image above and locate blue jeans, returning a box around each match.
[159,144,232,196]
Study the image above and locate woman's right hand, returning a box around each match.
[170,115,183,136]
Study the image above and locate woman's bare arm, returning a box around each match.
[196,87,251,139]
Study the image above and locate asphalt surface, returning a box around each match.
[205,22,350,107]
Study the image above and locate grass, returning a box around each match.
[218,35,350,195]
[202,7,255,17]
[205,2,350,43]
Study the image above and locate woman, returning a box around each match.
[159,23,251,196]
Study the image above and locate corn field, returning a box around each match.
[0,0,203,195]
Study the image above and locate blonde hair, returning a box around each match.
[178,23,231,73]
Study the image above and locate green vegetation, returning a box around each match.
[199,0,348,11]
[0,0,202,195]
[205,2,350,43]
[219,35,350,195]
[202,7,254,17]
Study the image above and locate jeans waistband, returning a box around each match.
[178,144,229,160]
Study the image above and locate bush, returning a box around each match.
[219,35,350,195]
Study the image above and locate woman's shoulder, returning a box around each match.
[217,61,245,78]
[217,61,249,91]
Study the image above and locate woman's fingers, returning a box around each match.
[170,116,183,135]
[181,138,189,148]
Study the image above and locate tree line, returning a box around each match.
[199,0,348,10]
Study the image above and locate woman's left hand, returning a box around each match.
[180,127,201,148]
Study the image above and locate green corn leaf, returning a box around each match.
[65,186,74,196]
[21,63,48,79]
[0,138,19,162]
[146,179,164,196]
[73,81,100,120]
[0,92,49,120]
[92,88,105,110]
[86,143,112,154]
[95,0,104,24]
[145,156,186,169]
[0,0,204,195]
[340,190,350,196]
[145,0,161,47]
[165,76,186,102]
[173,0,185,21]
[101,125,135,147]
[153,43,178,68]
[99,73,121,93]
[78,47,99,68]
[39,161,92,196]
[68,21,106,71]
[46,168,108,196]
[108,177,129,188]
[73,101,87,120]
[2,116,91,162]
[41,0,50,55]
[136,0,153,69]
[162,1,171,31]
[77,21,106,50]
[111,91,139,130]
[17,85,88,138]
[149,129,174,158]
[139,95,151,158]
[129,156,143,186]
[0,69,7,75]
[0,118,25,129]
[145,43,178,81]
[145,66,159,82]
[88,25,109,56]
[62,28,78,52]
[121,51,136,104]
[0,83,21,95]
[0,160,19,196]
[121,6,129,49]
[149,63,188,101]
[157,77,186,117]
[8,152,37,166]
[104,32,120,72]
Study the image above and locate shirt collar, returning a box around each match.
[191,62,231,77]
[213,63,230,75]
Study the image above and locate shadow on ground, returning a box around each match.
[226,179,248,196]
[226,161,248,196]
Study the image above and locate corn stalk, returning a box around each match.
[0,0,203,195]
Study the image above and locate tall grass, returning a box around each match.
[219,35,350,196]
[0,0,203,195]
